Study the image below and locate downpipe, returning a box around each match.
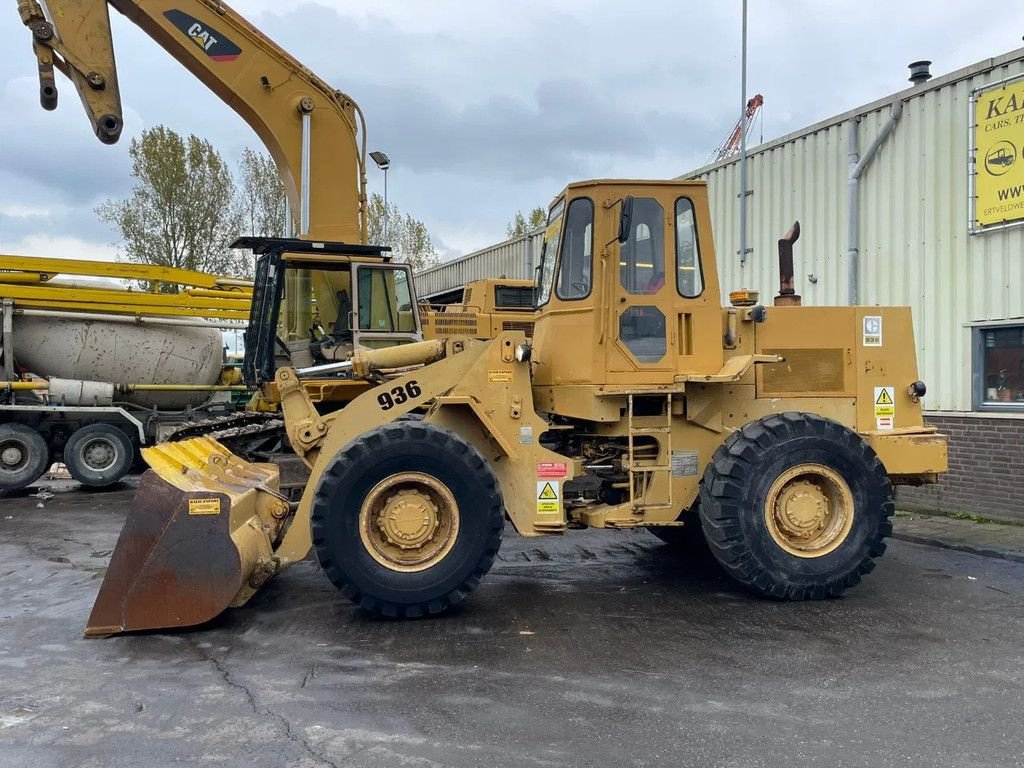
[847,100,903,305]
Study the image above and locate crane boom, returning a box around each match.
[15,0,367,243]
[707,93,763,165]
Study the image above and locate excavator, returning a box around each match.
[14,0,430,423]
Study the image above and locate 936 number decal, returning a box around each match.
[377,380,422,411]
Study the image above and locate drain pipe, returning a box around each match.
[847,99,903,305]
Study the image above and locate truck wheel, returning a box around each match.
[0,423,49,492]
[311,421,504,618]
[63,424,134,487]
[699,412,893,599]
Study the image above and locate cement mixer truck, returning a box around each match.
[0,254,253,491]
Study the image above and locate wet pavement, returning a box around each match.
[1,480,1023,768]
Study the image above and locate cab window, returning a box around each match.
[555,198,594,300]
[619,198,665,295]
[535,198,564,307]
[675,198,704,297]
[357,266,416,332]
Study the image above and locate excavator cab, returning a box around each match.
[237,237,422,389]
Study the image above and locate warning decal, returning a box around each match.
[537,481,560,514]
[188,497,221,516]
[537,462,568,478]
[488,369,512,383]
[874,386,895,430]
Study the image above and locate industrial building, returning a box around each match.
[415,48,1024,521]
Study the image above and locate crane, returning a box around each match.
[707,93,763,165]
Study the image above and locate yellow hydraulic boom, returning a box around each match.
[0,253,253,321]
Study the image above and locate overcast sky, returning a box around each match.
[0,1,1020,263]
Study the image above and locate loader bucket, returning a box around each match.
[85,437,291,638]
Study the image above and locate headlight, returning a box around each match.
[515,343,532,362]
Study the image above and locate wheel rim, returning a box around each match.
[358,471,460,573]
[764,463,854,558]
[80,436,118,473]
[0,439,28,473]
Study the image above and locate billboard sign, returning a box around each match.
[971,75,1024,232]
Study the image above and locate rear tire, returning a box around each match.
[0,423,49,492]
[699,412,893,600]
[311,421,504,618]
[64,424,134,488]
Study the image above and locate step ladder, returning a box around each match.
[625,393,674,513]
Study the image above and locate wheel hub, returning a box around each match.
[1,442,25,469]
[81,437,116,472]
[359,472,460,573]
[765,464,855,558]
[775,480,828,535]
[377,490,440,550]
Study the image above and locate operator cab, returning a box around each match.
[531,180,723,393]
[236,237,422,387]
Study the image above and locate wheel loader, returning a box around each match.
[83,178,948,636]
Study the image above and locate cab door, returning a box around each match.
[608,196,675,379]
[607,192,722,380]
[351,263,423,350]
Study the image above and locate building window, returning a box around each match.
[974,324,1024,410]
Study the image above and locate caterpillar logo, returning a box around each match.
[164,9,241,62]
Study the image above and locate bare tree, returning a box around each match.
[97,126,242,286]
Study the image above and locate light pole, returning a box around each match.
[370,150,390,244]
[738,0,750,266]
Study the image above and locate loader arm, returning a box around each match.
[15,0,367,242]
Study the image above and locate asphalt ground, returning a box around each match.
[1,480,1023,768]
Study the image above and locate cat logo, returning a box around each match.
[164,9,242,62]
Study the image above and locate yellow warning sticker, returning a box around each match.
[537,480,560,514]
[188,497,221,516]
[874,386,895,430]
[488,369,512,383]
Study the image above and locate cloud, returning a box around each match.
[2,234,119,262]
[2,0,1024,263]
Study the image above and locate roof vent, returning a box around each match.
[908,60,932,85]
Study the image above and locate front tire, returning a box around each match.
[699,412,893,600]
[311,421,504,618]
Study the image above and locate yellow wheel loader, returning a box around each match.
[84,179,948,636]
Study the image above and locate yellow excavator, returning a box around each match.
[14,0,428,413]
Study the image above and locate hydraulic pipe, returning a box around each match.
[1,381,248,393]
[14,308,248,330]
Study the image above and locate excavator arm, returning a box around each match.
[15,0,367,243]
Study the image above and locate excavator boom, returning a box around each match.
[16,0,367,242]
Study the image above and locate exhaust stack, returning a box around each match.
[774,221,802,307]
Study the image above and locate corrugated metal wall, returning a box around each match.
[414,50,1024,411]
[415,230,544,300]
[691,50,1024,412]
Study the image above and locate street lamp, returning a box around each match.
[370,151,390,243]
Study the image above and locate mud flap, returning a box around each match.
[85,437,290,638]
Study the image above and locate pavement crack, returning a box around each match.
[300,661,319,688]
[187,640,339,768]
